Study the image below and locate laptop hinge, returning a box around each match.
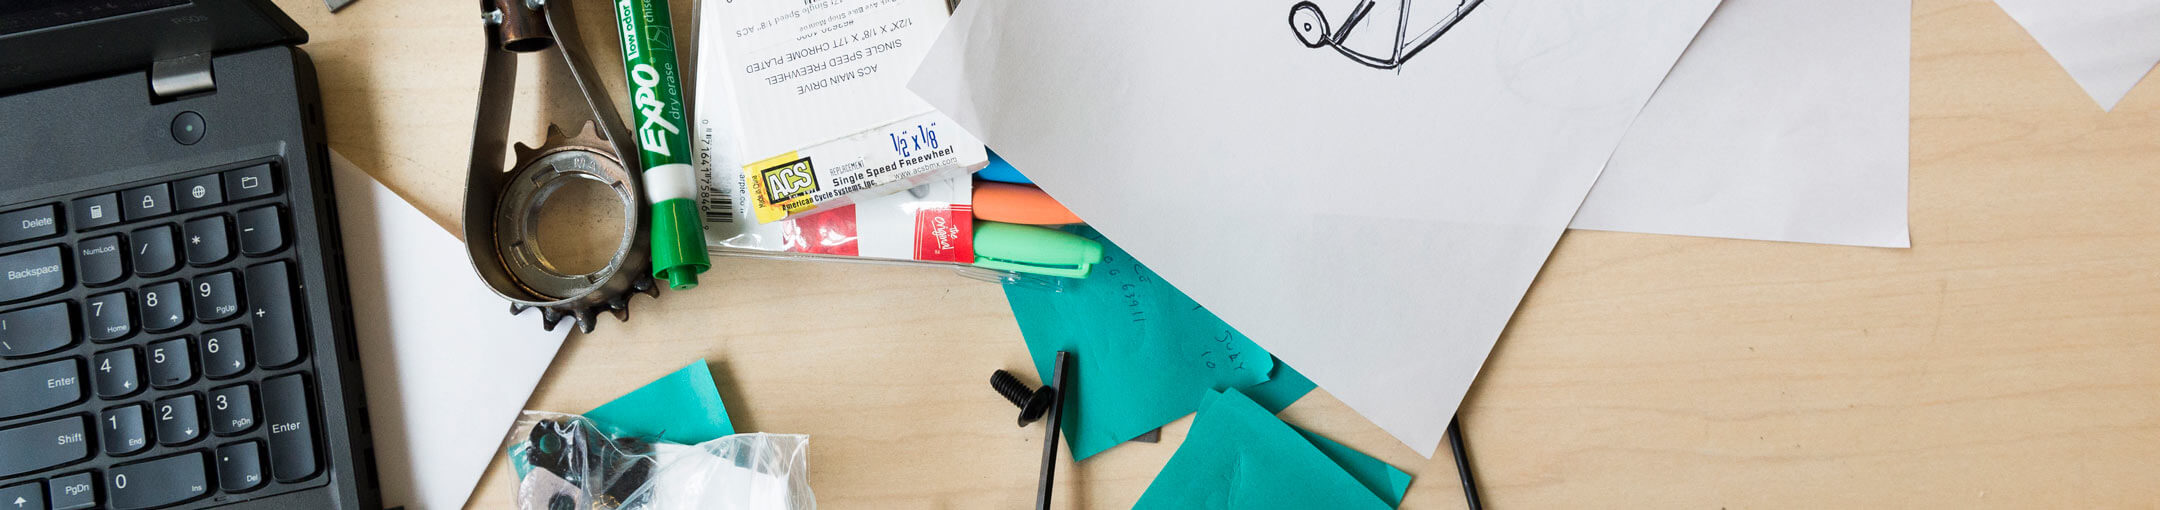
[150,53,216,98]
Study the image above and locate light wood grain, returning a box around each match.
[268,0,2160,507]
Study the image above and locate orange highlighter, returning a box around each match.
[973,182,1082,225]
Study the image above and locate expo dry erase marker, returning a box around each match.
[615,0,711,290]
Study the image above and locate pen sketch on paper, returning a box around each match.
[1289,0,1486,70]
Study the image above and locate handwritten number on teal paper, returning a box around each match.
[1007,226,1281,460]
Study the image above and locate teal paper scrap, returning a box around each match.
[1296,426,1415,507]
[1007,226,1277,460]
[1243,360,1316,413]
[585,359,737,444]
[1134,389,1395,510]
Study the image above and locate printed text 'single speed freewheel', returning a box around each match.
[464,0,657,333]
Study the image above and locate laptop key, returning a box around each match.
[0,358,84,418]
[263,373,319,482]
[46,472,96,510]
[0,416,90,477]
[0,301,75,359]
[93,347,142,399]
[107,451,212,509]
[225,164,277,201]
[155,393,204,446]
[77,234,125,286]
[0,481,43,510]
[210,383,257,435]
[217,441,267,492]
[193,271,241,322]
[84,291,133,342]
[72,194,121,231]
[236,205,284,256]
[146,337,196,389]
[0,204,59,246]
[140,280,187,333]
[120,183,171,221]
[202,327,250,379]
[100,403,151,456]
[246,261,302,368]
[129,225,178,276]
[182,215,232,266]
[175,174,224,211]
[0,246,67,303]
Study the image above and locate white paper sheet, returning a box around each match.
[910,0,1719,455]
[331,152,569,510]
[1569,0,1912,248]
[1994,0,2160,111]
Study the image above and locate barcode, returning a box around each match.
[699,171,735,223]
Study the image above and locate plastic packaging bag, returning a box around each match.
[506,412,815,510]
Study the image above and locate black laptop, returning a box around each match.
[0,1,380,509]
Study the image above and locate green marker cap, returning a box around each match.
[651,199,708,289]
[972,222,1103,278]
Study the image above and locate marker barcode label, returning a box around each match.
[698,167,735,224]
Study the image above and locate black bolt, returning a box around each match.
[991,369,1055,426]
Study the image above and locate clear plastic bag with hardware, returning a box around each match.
[505,412,815,510]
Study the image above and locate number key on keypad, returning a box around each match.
[84,291,133,342]
[100,403,150,455]
[193,271,241,323]
[154,393,203,446]
[146,337,195,389]
[93,347,142,399]
[107,451,211,508]
[140,281,187,332]
[202,327,249,379]
[210,384,256,436]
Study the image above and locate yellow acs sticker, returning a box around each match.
[747,153,818,223]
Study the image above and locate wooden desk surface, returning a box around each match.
[268,0,2160,507]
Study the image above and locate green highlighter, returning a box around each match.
[973,222,1103,278]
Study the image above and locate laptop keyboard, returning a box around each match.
[0,160,322,509]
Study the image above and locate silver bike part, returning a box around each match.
[465,0,656,333]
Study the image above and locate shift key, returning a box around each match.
[245,260,304,368]
[0,246,66,303]
[0,415,91,478]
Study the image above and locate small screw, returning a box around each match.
[991,370,1055,427]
